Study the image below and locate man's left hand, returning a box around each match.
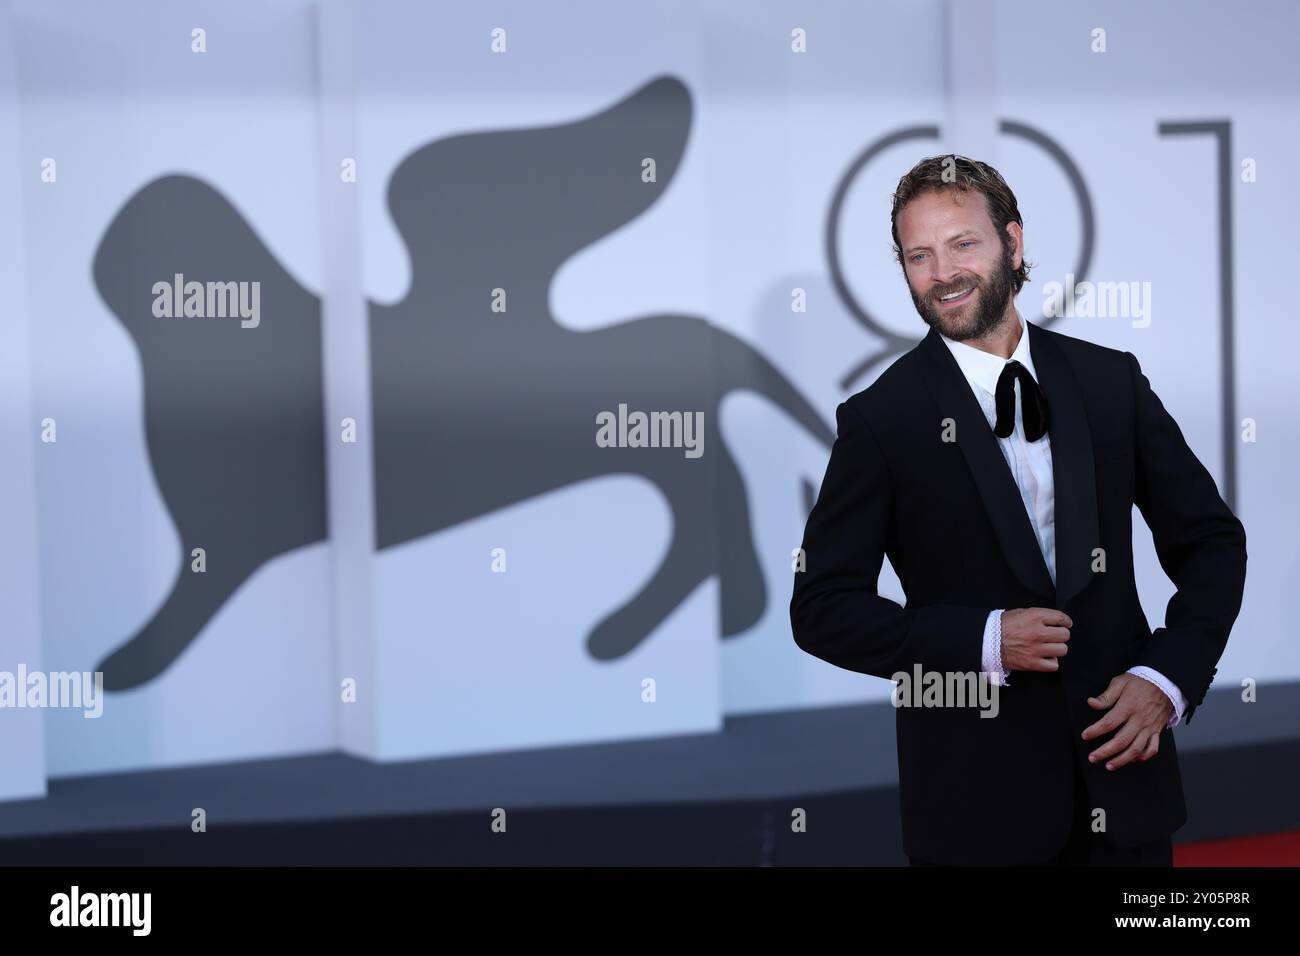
[1081,674,1173,771]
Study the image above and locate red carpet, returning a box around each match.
[1174,830,1300,866]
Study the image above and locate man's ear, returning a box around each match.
[1004,221,1024,271]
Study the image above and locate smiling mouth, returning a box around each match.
[936,285,974,308]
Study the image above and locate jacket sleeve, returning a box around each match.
[790,399,989,681]
[1125,351,1248,725]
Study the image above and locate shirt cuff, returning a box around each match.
[981,609,1009,686]
[1127,666,1187,728]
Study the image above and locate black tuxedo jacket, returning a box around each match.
[790,321,1247,865]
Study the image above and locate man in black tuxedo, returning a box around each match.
[790,155,1247,866]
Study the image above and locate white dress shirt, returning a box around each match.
[940,313,1185,729]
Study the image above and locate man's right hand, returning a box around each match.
[1000,608,1072,673]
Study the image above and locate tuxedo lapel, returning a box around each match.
[918,327,1056,600]
[1026,321,1100,610]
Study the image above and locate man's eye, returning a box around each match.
[957,240,975,249]
[910,253,926,262]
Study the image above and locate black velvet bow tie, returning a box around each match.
[994,359,1050,442]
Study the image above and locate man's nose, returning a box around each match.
[928,250,961,287]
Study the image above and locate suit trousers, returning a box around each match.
[908,750,1174,866]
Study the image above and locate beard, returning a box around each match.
[910,242,1016,341]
